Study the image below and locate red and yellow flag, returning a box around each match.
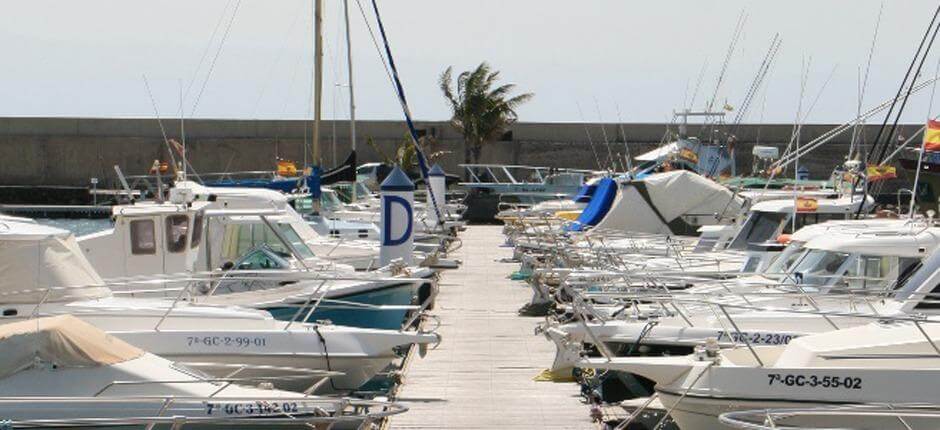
[678,148,699,164]
[866,164,897,182]
[925,119,940,152]
[796,196,818,213]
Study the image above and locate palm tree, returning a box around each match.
[439,62,533,165]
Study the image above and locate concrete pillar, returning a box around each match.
[427,163,446,225]
[380,166,414,266]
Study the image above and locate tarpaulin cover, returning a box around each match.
[592,171,744,235]
[0,221,110,303]
[566,177,617,232]
[0,315,144,380]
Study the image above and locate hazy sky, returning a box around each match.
[2,0,940,124]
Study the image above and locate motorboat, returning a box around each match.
[0,219,440,394]
[550,219,939,373]
[580,317,940,430]
[0,314,406,428]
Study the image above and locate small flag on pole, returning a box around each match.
[796,196,819,213]
[866,164,897,182]
[925,119,940,152]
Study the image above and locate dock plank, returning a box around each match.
[391,225,594,429]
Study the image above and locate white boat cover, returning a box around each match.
[592,171,744,235]
[0,315,143,379]
[0,221,110,303]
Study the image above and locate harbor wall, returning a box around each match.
[0,117,924,189]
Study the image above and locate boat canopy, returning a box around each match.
[566,177,617,232]
[0,315,144,379]
[592,171,745,235]
[0,221,110,303]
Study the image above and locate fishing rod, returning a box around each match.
[856,4,940,216]
[705,10,747,117]
[849,2,884,160]
[576,101,604,171]
[593,97,616,172]
[770,75,940,170]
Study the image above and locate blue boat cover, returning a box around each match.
[573,184,597,203]
[566,177,617,232]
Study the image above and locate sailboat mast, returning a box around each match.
[344,0,358,201]
[312,0,324,166]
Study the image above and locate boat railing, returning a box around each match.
[459,164,596,185]
[1,270,431,333]
[719,404,940,430]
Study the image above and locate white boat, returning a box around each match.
[0,314,406,428]
[551,218,940,373]
[0,220,439,394]
[581,317,940,430]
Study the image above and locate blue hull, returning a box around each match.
[266,282,418,330]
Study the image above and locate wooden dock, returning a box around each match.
[391,225,594,429]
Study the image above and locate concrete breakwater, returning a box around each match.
[0,117,924,191]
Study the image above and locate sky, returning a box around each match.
[2,0,940,124]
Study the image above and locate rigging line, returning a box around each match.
[354,0,400,108]
[615,102,633,172]
[189,0,243,117]
[868,3,940,165]
[730,34,781,134]
[877,17,940,164]
[368,0,444,226]
[142,74,178,170]
[706,10,747,114]
[868,15,940,206]
[576,101,603,171]
[593,97,615,171]
[250,0,306,118]
[688,59,708,110]
[850,1,884,158]
[909,65,940,218]
[183,0,233,101]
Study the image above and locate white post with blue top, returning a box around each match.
[380,166,415,266]
[427,164,447,226]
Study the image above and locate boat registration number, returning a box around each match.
[205,401,299,415]
[716,331,795,345]
[186,336,267,348]
[767,373,862,390]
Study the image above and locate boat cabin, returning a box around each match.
[78,191,210,279]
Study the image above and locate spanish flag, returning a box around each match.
[796,196,818,213]
[925,119,940,152]
[678,148,699,164]
[866,164,897,182]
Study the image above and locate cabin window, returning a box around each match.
[130,219,156,255]
[728,211,787,250]
[191,212,204,249]
[843,256,921,291]
[165,214,190,253]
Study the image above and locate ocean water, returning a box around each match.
[32,218,113,236]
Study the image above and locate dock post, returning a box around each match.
[427,164,446,225]
[380,166,415,266]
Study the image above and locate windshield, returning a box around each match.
[355,182,373,198]
[764,241,806,275]
[320,191,343,212]
[221,222,316,263]
[788,249,850,287]
[728,211,788,250]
